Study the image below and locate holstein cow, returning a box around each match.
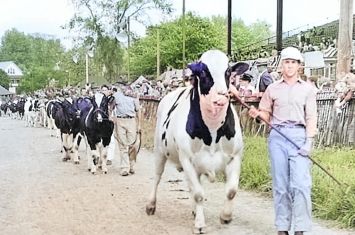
[146,50,249,233]
[76,93,114,174]
[46,100,61,137]
[47,98,82,162]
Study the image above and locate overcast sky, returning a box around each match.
[0,0,343,49]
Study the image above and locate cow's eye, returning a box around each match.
[218,91,228,96]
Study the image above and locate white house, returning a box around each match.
[0,61,23,94]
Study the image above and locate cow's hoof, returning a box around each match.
[193,227,206,234]
[219,213,232,224]
[74,161,80,165]
[192,211,196,218]
[146,204,156,215]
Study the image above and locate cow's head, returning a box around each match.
[92,93,113,123]
[62,98,81,121]
[187,50,248,129]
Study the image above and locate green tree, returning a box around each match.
[66,0,173,83]
[0,29,68,93]
[129,13,222,77]
[128,13,272,77]
[0,70,10,89]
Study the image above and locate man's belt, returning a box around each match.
[117,115,134,119]
[274,124,305,129]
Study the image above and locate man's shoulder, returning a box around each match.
[267,80,282,88]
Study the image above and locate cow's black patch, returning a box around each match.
[216,105,236,143]
[162,131,166,141]
[186,88,212,146]
[188,62,214,95]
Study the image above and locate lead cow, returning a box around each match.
[146,50,249,233]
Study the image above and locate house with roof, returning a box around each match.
[0,84,13,100]
[0,61,23,94]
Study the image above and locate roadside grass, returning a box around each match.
[242,136,355,228]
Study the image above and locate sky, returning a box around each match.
[0,0,344,49]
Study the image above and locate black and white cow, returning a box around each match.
[47,98,82,162]
[24,97,37,127]
[146,50,249,233]
[46,100,61,137]
[76,93,114,174]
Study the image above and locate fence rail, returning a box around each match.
[139,91,355,148]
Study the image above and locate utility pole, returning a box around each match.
[227,0,232,57]
[157,28,160,80]
[182,0,186,77]
[127,16,131,82]
[336,0,353,80]
[85,53,89,84]
[276,0,283,54]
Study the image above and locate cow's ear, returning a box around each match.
[91,96,98,107]
[107,95,115,104]
[231,62,249,75]
[188,62,207,76]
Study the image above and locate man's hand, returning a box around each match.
[228,84,240,97]
[298,137,314,157]
[109,116,117,122]
[248,106,260,119]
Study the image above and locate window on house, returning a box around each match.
[7,67,15,74]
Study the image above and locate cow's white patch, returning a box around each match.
[200,50,229,92]
[94,93,104,108]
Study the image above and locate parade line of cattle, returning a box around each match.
[1,50,250,233]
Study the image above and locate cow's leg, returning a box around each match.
[72,134,81,164]
[220,153,242,224]
[101,146,108,174]
[146,153,167,215]
[87,140,100,174]
[47,117,53,130]
[83,136,92,171]
[179,155,206,234]
[62,133,71,161]
[90,147,100,174]
[83,136,95,172]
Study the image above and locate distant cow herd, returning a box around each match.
[1,91,115,174]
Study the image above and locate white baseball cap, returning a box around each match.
[280,47,304,62]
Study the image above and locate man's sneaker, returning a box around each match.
[129,169,135,174]
[120,171,129,176]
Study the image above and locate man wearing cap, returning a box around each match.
[248,47,317,235]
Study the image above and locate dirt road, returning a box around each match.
[0,117,353,235]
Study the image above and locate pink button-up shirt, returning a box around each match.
[259,78,318,138]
